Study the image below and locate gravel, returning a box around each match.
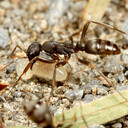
[0,28,10,49]
[103,56,121,73]
[0,0,128,128]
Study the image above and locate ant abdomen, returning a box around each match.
[84,39,121,55]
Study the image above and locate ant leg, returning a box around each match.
[57,54,72,77]
[10,45,26,58]
[0,45,26,72]
[80,20,128,45]
[76,55,128,102]
[0,61,14,71]
[0,118,3,128]
[77,56,113,87]
[53,61,67,87]
[90,20,127,35]
[48,61,67,103]
[0,82,9,91]
[69,29,82,43]
[13,57,55,86]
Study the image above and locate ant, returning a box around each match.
[23,97,88,128]
[1,20,128,102]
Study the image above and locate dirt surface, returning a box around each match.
[0,0,128,128]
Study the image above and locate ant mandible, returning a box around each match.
[4,20,128,101]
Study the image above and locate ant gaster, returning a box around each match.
[6,21,128,101]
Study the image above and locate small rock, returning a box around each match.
[122,19,128,43]
[73,1,87,12]
[1,1,11,9]
[0,96,6,102]
[112,123,122,128]
[116,85,128,91]
[0,112,3,118]
[124,120,128,127]
[97,88,108,95]
[121,54,128,65]
[117,74,126,83]
[83,94,95,103]
[13,91,22,98]
[0,28,10,49]
[61,99,70,108]
[104,56,121,73]
[89,124,105,128]
[29,3,38,13]
[0,8,5,17]
[40,20,48,30]
[65,89,83,101]
[45,0,69,25]
[6,61,17,73]
[125,71,128,78]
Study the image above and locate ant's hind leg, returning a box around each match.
[89,20,128,35]
[80,20,128,45]
[76,55,128,102]
[77,56,114,87]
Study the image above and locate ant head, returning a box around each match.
[27,42,42,61]
[23,98,53,127]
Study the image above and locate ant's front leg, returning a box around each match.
[0,45,26,71]
[13,57,55,86]
[10,45,26,58]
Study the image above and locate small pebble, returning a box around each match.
[124,120,128,126]
[0,96,6,102]
[83,94,95,103]
[122,19,128,43]
[89,124,105,128]
[121,54,128,65]
[13,91,22,98]
[97,88,108,95]
[0,112,3,118]
[117,74,126,83]
[6,61,17,73]
[125,71,128,78]
[45,0,69,25]
[104,56,121,73]
[0,28,10,49]
[65,89,83,101]
[111,123,122,128]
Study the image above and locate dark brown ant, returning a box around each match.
[2,20,128,102]
[23,98,88,128]
[23,98,53,128]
